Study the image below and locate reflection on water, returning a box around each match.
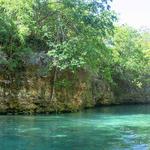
[0,105,150,150]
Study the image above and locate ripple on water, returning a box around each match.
[1,105,150,150]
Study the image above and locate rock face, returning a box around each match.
[0,67,94,114]
[92,78,115,105]
[0,66,149,114]
[118,81,150,104]
[91,76,150,106]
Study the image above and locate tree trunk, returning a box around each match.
[50,66,57,101]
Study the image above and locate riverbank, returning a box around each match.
[0,68,149,115]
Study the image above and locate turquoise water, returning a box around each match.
[1,105,150,150]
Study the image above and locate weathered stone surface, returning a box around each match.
[0,67,94,114]
[0,66,149,114]
[118,84,150,104]
[92,78,115,105]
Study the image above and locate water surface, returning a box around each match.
[1,105,150,150]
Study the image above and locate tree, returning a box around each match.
[111,26,149,88]
[0,0,116,101]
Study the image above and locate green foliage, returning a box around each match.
[0,5,31,76]
[0,0,116,74]
[0,0,148,90]
[110,26,149,86]
[41,0,117,72]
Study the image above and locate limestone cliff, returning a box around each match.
[0,67,149,114]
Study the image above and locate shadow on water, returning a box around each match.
[83,104,150,115]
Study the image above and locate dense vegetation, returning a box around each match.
[0,0,149,113]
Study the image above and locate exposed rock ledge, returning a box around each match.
[0,68,149,114]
